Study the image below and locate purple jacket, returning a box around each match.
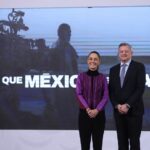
[76,72,109,111]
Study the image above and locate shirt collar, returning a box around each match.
[120,59,131,66]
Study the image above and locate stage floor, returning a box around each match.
[0,130,149,150]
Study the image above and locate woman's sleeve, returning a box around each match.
[96,75,109,111]
[76,74,89,109]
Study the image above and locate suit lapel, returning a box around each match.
[123,60,134,87]
[115,64,121,87]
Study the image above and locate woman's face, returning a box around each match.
[87,53,100,71]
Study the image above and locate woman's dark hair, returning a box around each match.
[87,51,101,60]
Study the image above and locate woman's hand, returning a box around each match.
[86,108,99,118]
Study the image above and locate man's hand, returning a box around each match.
[117,104,129,114]
[120,104,129,114]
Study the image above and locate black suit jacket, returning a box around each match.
[109,60,145,116]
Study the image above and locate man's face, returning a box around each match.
[59,28,71,42]
[118,45,132,63]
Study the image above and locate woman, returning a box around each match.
[76,51,109,150]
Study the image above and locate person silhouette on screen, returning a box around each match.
[44,23,78,129]
[51,23,78,74]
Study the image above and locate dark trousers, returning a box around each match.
[114,111,143,150]
[78,109,105,150]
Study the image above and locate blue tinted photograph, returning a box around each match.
[0,7,150,129]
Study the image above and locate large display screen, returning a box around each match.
[0,7,150,130]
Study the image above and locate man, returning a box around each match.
[109,43,145,150]
[51,23,78,74]
[46,23,78,129]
